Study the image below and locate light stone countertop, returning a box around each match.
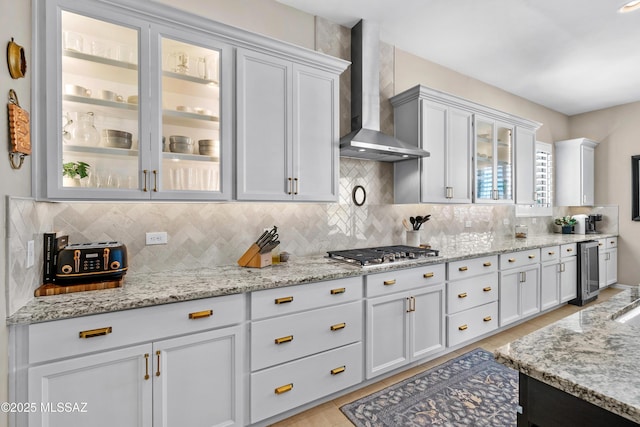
[495,287,640,424]
[7,233,617,325]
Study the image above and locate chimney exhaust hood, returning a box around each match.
[340,20,430,162]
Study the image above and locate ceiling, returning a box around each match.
[276,0,640,116]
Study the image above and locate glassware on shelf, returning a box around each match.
[67,112,100,146]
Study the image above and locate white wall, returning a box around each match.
[1,0,32,423]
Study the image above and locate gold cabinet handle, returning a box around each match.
[383,279,396,286]
[483,262,492,267]
[144,353,150,380]
[566,248,573,252]
[330,287,346,295]
[548,251,555,255]
[275,335,294,345]
[330,322,346,331]
[143,170,149,192]
[294,177,299,195]
[483,286,492,292]
[188,309,213,320]
[508,258,516,263]
[458,266,468,271]
[483,316,492,322]
[275,383,293,395]
[287,177,293,195]
[155,350,161,377]
[610,241,615,245]
[79,326,112,339]
[458,292,468,298]
[330,366,346,375]
[152,170,158,192]
[458,324,468,331]
[275,296,294,304]
[528,254,536,259]
[423,272,434,278]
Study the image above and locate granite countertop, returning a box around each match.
[7,233,617,325]
[495,287,640,423]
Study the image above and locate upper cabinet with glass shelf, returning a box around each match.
[34,0,347,202]
[474,117,514,203]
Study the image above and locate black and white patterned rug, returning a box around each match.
[340,348,518,426]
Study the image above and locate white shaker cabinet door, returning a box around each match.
[560,256,578,303]
[153,326,243,427]
[410,284,446,360]
[28,344,152,427]
[293,64,339,201]
[236,49,292,200]
[540,262,560,311]
[515,126,536,205]
[446,107,473,203]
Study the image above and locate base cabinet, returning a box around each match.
[598,238,618,288]
[499,250,540,327]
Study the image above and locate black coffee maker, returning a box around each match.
[585,214,602,234]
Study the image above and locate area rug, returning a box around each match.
[340,348,518,426]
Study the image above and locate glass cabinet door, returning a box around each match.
[156,37,222,196]
[475,117,513,202]
[59,10,142,194]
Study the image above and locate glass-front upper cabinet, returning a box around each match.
[39,0,231,200]
[474,116,514,203]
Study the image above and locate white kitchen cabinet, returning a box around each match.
[598,237,618,288]
[475,116,514,203]
[37,0,233,201]
[392,90,472,203]
[365,265,446,379]
[499,249,540,326]
[559,244,578,303]
[236,48,341,201]
[514,127,536,205]
[249,277,363,423]
[555,138,599,206]
[540,246,561,311]
[20,294,245,427]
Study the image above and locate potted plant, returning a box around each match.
[554,216,576,234]
[62,161,90,187]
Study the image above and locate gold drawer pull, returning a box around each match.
[331,366,346,375]
[458,292,468,298]
[423,272,434,278]
[483,316,492,322]
[144,353,150,380]
[528,254,536,259]
[79,327,112,339]
[610,241,615,245]
[483,286,492,292]
[458,266,468,271]
[275,383,293,395]
[508,258,516,263]
[330,322,346,331]
[598,243,603,246]
[275,296,294,304]
[155,350,161,377]
[566,248,573,252]
[383,279,396,286]
[274,335,294,345]
[483,262,492,267]
[458,324,468,331]
[188,309,213,319]
[330,288,346,295]
[548,251,555,255]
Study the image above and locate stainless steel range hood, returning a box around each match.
[340,20,430,162]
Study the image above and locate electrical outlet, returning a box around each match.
[146,231,168,245]
[26,240,34,268]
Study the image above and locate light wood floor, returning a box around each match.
[270,287,623,427]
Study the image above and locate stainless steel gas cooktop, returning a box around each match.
[327,245,440,266]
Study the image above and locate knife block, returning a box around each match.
[237,244,272,268]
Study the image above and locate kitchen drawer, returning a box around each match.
[499,249,540,270]
[366,263,445,298]
[540,246,560,263]
[447,255,497,281]
[251,301,362,371]
[28,293,245,364]
[251,342,362,423]
[446,301,498,348]
[560,243,577,257]
[606,237,617,249]
[446,272,498,315]
[251,276,362,320]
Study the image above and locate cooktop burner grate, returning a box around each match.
[327,245,440,266]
